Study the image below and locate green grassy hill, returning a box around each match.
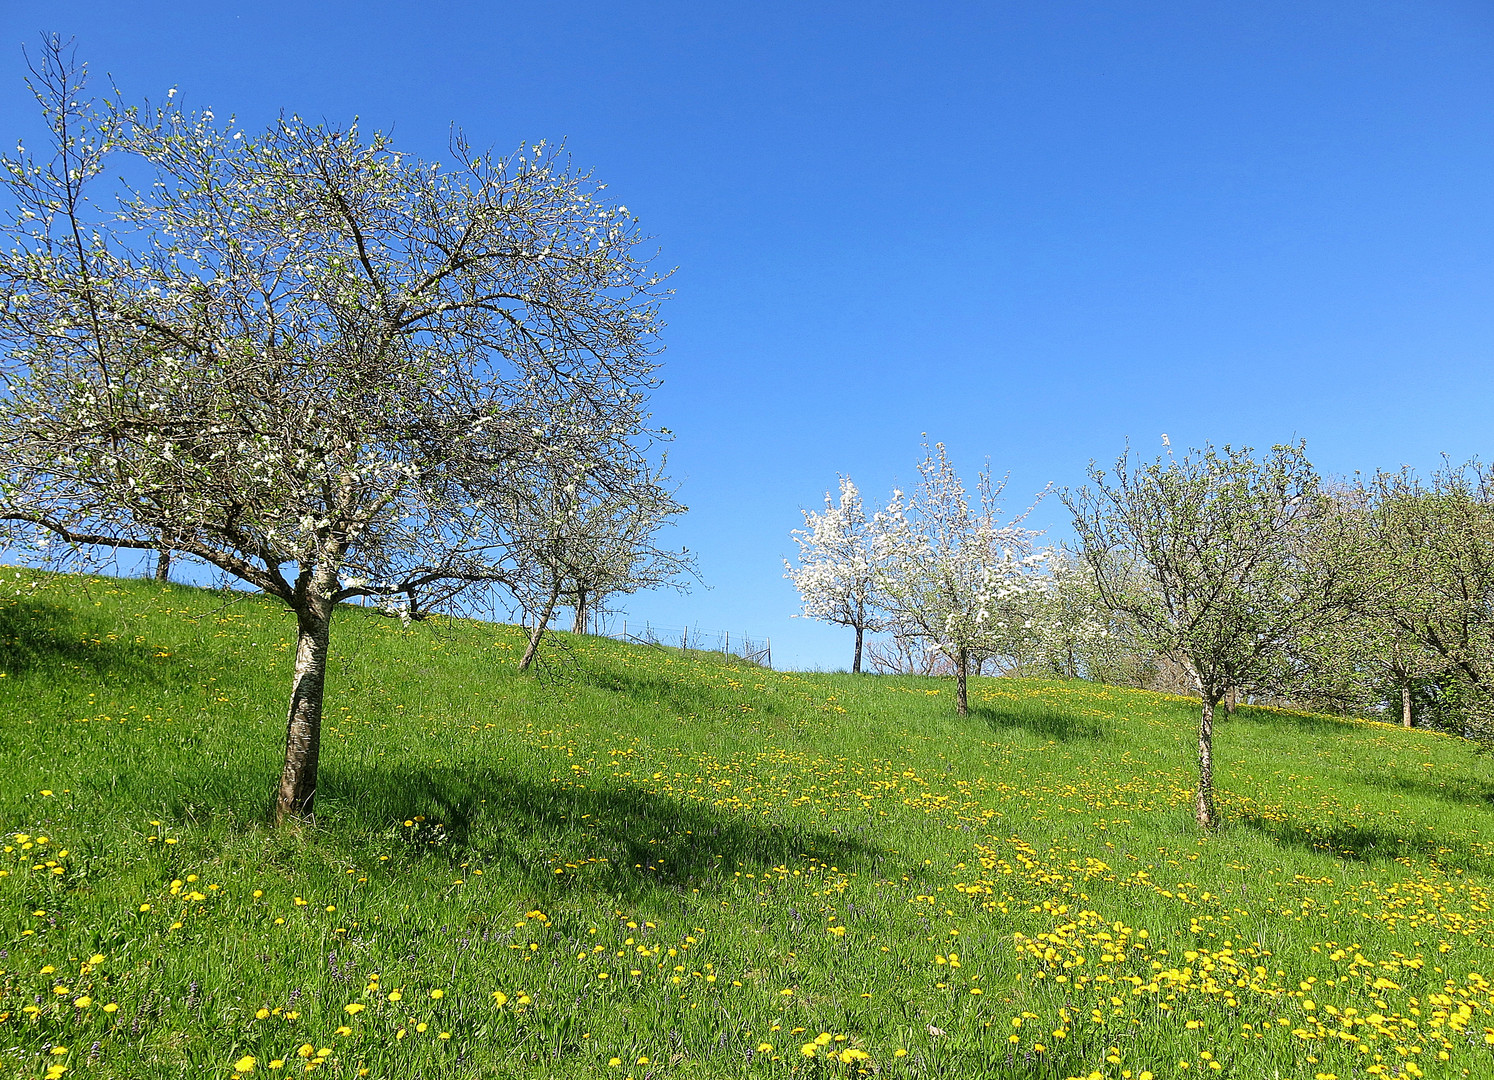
[3,573,1494,1079]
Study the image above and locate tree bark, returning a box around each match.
[572,588,588,635]
[275,589,334,823]
[1402,682,1413,729]
[853,624,863,674]
[519,580,563,672]
[1196,696,1217,828]
[956,647,969,716]
[154,546,171,583]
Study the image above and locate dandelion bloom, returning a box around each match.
[235,1056,256,1074]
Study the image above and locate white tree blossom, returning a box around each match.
[872,439,1043,714]
[784,477,887,673]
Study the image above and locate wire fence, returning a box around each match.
[595,619,772,669]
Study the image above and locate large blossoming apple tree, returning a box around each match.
[0,41,676,822]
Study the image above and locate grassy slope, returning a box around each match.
[3,573,1494,1080]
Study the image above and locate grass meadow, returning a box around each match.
[3,572,1494,1079]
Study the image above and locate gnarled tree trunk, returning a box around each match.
[853,624,864,674]
[1196,696,1217,827]
[155,546,171,582]
[1402,682,1413,728]
[956,646,969,716]
[519,579,563,672]
[275,575,336,822]
[572,587,588,635]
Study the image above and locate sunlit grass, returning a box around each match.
[3,571,1494,1078]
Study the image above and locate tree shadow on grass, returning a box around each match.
[583,660,792,725]
[0,595,171,684]
[1228,706,1363,737]
[318,762,887,903]
[975,702,1105,742]
[1354,770,1494,809]
[1232,811,1489,872]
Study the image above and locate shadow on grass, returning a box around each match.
[582,659,791,725]
[1233,811,1488,871]
[0,594,172,684]
[975,702,1105,742]
[1355,770,1494,808]
[319,762,886,902]
[1228,706,1361,737]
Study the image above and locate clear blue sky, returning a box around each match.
[7,2,1494,669]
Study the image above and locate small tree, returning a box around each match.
[562,468,691,637]
[1064,442,1354,827]
[785,477,888,673]
[873,439,1041,715]
[1028,546,1154,686]
[511,457,690,672]
[0,43,671,821]
[1284,487,1446,725]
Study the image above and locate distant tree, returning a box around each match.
[785,477,889,673]
[512,457,690,672]
[865,630,944,676]
[1064,441,1356,827]
[1028,546,1155,686]
[873,439,1042,715]
[1284,487,1446,725]
[0,42,671,821]
[1355,464,1494,738]
[562,466,691,636]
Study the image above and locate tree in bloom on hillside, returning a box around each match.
[0,42,674,822]
[872,439,1044,715]
[785,477,887,673]
[1063,440,1355,827]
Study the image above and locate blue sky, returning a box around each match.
[7,2,1494,669]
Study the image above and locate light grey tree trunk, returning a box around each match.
[572,587,588,635]
[853,624,864,674]
[519,580,563,672]
[956,647,969,716]
[155,546,171,583]
[275,574,336,822]
[1402,682,1413,729]
[1196,696,1217,827]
